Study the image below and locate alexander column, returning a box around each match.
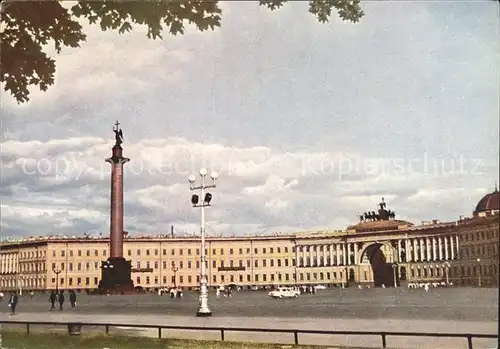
[98,121,134,294]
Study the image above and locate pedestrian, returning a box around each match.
[49,291,56,310]
[58,290,65,310]
[69,290,77,310]
[29,291,34,299]
[216,288,220,299]
[8,291,18,315]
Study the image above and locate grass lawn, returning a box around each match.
[1,330,363,349]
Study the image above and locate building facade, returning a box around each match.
[1,193,498,292]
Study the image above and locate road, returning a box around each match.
[4,287,498,321]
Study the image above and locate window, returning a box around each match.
[188,261,192,268]
[154,261,158,269]
[86,250,90,257]
[128,249,132,256]
[212,260,216,268]
[239,248,243,254]
[94,277,98,285]
[146,249,150,256]
[61,250,65,257]
[270,248,274,253]
[180,249,184,255]
[146,276,150,284]
[155,249,158,256]
[188,249,192,255]
[163,261,167,269]
[196,261,200,268]
[78,250,82,257]
[94,250,98,256]
[247,260,250,267]
[254,260,258,267]
[230,249,234,255]
[188,276,192,283]
[155,276,159,284]
[137,249,141,256]
[163,249,167,255]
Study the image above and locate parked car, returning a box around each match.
[314,284,327,290]
[268,287,300,299]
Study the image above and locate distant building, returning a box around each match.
[1,192,498,292]
[452,187,500,287]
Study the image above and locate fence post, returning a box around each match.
[26,323,30,334]
[105,325,109,335]
[158,327,162,339]
[467,335,473,349]
[220,329,225,341]
[294,330,299,345]
[381,332,387,348]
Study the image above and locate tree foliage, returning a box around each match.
[0,0,364,104]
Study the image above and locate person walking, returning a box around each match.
[58,290,65,311]
[49,291,56,310]
[8,291,18,315]
[69,290,77,310]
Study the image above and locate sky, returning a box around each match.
[1,1,499,239]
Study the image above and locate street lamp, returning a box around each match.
[443,261,450,285]
[53,267,61,292]
[476,258,481,287]
[171,262,179,288]
[392,264,397,288]
[188,168,218,317]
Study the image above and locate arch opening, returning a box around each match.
[362,243,398,287]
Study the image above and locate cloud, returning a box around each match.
[1,134,497,238]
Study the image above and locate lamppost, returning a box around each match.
[188,168,218,317]
[53,267,61,292]
[392,263,397,288]
[171,262,179,288]
[291,239,298,286]
[443,261,450,285]
[476,258,482,287]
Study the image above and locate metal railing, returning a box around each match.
[0,320,497,349]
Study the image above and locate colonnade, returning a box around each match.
[295,234,459,268]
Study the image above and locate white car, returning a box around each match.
[268,287,300,299]
[314,284,327,290]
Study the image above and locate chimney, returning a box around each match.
[171,225,174,237]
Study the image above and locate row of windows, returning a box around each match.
[462,244,498,259]
[17,250,46,259]
[54,249,108,258]
[461,229,499,242]
[128,246,293,257]
[47,246,299,259]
